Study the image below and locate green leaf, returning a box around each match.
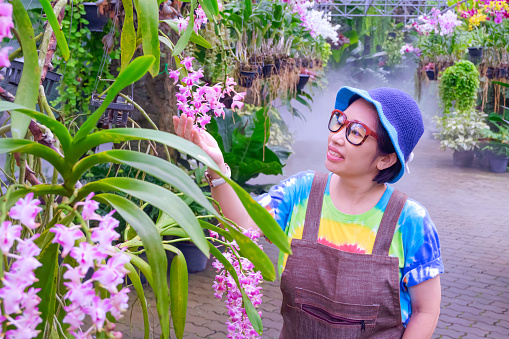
[134,0,160,76]
[79,178,209,257]
[72,128,291,254]
[223,223,275,281]
[120,0,136,71]
[93,194,170,339]
[208,242,263,334]
[125,262,150,339]
[173,0,197,56]
[73,55,155,143]
[0,102,72,154]
[39,0,70,61]
[11,0,41,139]
[198,0,218,21]
[0,139,68,176]
[244,0,252,20]
[493,81,509,88]
[72,150,219,218]
[34,243,59,339]
[161,20,212,49]
[170,252,188,339]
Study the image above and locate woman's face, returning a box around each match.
[325,98,382,181]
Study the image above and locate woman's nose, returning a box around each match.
[330,125,347,145]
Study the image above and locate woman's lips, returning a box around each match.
[327,148,344,162]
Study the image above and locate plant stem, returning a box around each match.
[18,153,26,184]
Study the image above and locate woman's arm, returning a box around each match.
[402,276,442,339]
[173,114,259,232]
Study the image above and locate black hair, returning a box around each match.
[347,95,402,184]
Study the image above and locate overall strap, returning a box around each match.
[302,172,329,242]
[372,189,408,256]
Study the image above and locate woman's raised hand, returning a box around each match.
[173,114,225,168]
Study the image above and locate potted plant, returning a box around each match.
[434,109,489,167]
[480,120,509,172]
[263,55,275,78]
[424,62,436,80]
[439,60,480,115]
[467,25,485,63]
[5,60,62,95]
[83,1,112,32]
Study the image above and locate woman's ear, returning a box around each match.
[376,152,398,171]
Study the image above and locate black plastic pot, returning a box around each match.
[497,68,507,79]
[453,150,475,167]
[5,60,62,95]
[274,60,281,74]
[238,70,257,88]
[426,70,436,81]
[486,67,495,79]
[296,74,310,91]
[177,243,208,273]
[262,64,274,78]
[489,157,509,173]
[302,59,309,68]
[468,47,483,58]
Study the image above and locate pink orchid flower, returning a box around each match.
[51,224,85,257]
[9,192,43,229]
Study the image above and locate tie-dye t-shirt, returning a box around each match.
[256,170,444,326]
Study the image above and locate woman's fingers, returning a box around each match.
[184,116,194,140]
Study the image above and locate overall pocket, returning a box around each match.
[294,288,379,339]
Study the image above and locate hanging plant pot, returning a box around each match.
[467,47,483,59]
[83,2,111,32]
[388,32,397,38]
[425,70,436,81]
[498,68,508,79]
[274,59,281,74]
[296,74,310,91]
[453,150,475,167]
[91,92,133,128]
[486,67,495,79]
[238,70,257,88]
[262,64,274,78]
[489,157,509,173]
[5,60,62,95]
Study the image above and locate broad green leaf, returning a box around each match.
[11,0,41,139]
[0,139,68,176]
[0,102,72,154]
[244,0,252,20]
[208,242,263,334]
[173,0,197,56]
[34,243,59,339]
[123,251,154,286]
[493,81,509,88]
[160,227,189,237]
[3,186,67,211]
[170,253,188,339]
[135,0,160,76]
[94,194,170,339]
[161,20,212,49]
[197,0,217,21]
[125,262,150,339]
[73,56,154,143]
[73,128,291,254]
[39,0,70,60]
[121,0,136,71]
[71,150,219,218]
[79,178,209,257]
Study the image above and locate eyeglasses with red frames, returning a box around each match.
[328,109,378,146]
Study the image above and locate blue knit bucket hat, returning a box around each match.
[334,86,424,183]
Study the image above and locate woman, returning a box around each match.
[174,86,443,338]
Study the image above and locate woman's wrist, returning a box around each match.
[208,162,228,179]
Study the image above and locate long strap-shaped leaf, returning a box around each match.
[79,178,209,257]
[3,186,67,211]
[11,0,41,139]
[161,20,212,49]
[172,0,197,56]
[0,139,68,177]
[33,243,59,339]
[125,262,150,339]
[39,0,70,61]
[94,194,171,339]
[134,0,160,76]
[73,55,155,143]
[0,102,72,155]
[120,0,136,72]
[72,128,292,254]
[170,252,188,339]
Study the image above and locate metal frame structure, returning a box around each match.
[317,1,452,22]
